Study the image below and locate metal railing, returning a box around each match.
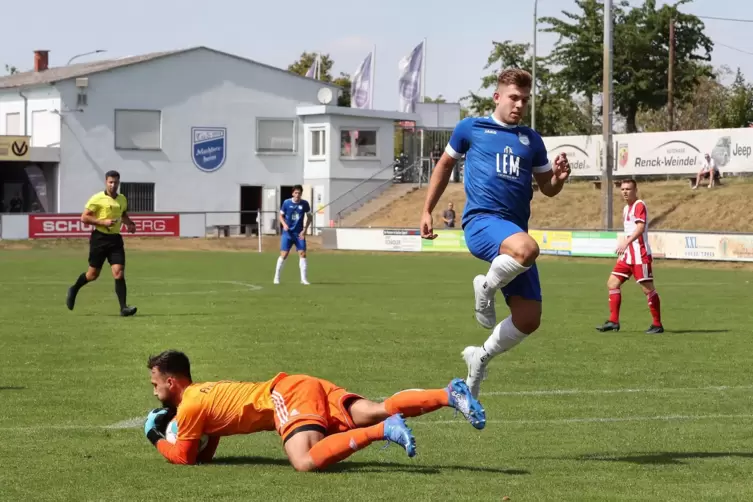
[335,161,422,225]
[314,160,399,220]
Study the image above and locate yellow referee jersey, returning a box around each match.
[85,191,128,235]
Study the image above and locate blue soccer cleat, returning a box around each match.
[447,377,487,430]
[383,414,417,458]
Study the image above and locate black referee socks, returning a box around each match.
[115,278,127,309]
[73,273,89,291]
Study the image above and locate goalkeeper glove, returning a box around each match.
[144,407,175,446]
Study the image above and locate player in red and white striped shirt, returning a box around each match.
[596,179,664,334]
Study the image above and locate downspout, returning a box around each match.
[18,87,28,135]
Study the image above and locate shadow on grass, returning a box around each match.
[575,451,753,465]
[662,329,729,334]
[212,455,529,475]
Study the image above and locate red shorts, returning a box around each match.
[612,259,654,283]
[270,375,363,443]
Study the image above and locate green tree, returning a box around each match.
[288,52,335,82]
[541,0,713,133]
[716,68,753,128]
[5,64,18,75]
[540,0,629,130]
[424,95,447,103]
[289,52,351,107]
[463,40,591,135]
[332,72,352,107]
[636,66,731,131]
[615,0,713,132]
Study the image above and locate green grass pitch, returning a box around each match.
[1,247,752,501]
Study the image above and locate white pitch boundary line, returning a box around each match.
[5,413,753,433]
[478,384,753,397]
[374,384,753,401]
[412,414,753,426]
[0,279,262,295]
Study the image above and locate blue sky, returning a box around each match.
[2,0,751,111]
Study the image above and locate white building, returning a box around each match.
[0,47,420,233]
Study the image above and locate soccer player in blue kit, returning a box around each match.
[419,69,572,397]
[274,184,312,285]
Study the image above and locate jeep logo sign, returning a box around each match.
[28,214,180,238]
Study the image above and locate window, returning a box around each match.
[310,129,326,158]
[115,109,161,150]
[5,113,21,135]
[340,129,378,158]
[120,182,155,212]
[257,119,296,154]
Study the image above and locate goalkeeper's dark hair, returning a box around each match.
[147,350,192,381]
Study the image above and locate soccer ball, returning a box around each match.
[164,418,209,452]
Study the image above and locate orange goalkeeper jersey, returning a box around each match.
[174,372,288,441]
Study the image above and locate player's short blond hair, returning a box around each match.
[497,68,532,89]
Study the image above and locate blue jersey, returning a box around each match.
[446,116,551,230]
[280,198,311,233]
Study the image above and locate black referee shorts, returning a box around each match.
[88,230,126,269]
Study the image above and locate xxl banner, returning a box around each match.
[28,214,180,238]
[322,228,753,263]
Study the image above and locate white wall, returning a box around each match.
[0,86,61,147]
[55,48,335,218]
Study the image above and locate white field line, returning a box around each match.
[412,414,753,426]
[478,384,753,397]
[3,384,753,432]
[375,384,753,402]
[4,413,753,433]
[0,279,262,295]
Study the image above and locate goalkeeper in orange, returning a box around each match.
[143,350,486,471]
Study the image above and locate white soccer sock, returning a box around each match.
[483,254,530,298]
[482,316,529,358]
[275,257,285,278]
[299,257,308,282]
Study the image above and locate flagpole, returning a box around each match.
[369,45,376,109]
[420,38,427,178]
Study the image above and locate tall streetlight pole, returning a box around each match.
[531,0,538,130]
[67,50,107,66]
[601,0,614,230]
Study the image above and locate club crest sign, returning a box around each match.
[192,127,226,172]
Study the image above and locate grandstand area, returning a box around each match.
[359,177,753,233]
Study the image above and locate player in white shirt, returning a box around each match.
[596,179,664,334]
[692,153,718,189]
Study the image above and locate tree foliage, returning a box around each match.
[288,52,351,107]
[5,64,18,75]
[463,40,591,136]
[540,0,713,133]
[287,52,335,82]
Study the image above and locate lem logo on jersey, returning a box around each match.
[496,146,521,179]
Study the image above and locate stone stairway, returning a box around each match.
[339,183,419,227]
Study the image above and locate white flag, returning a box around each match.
[398,41,424,113]
[351,52,373,109]
[305,55,319,79]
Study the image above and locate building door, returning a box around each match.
[261,187,278,235]
[239,186,261,235]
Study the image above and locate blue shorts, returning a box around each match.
[281,231,306,252]
[463,214,541,302]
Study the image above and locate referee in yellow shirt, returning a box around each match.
[66,170,138,316]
